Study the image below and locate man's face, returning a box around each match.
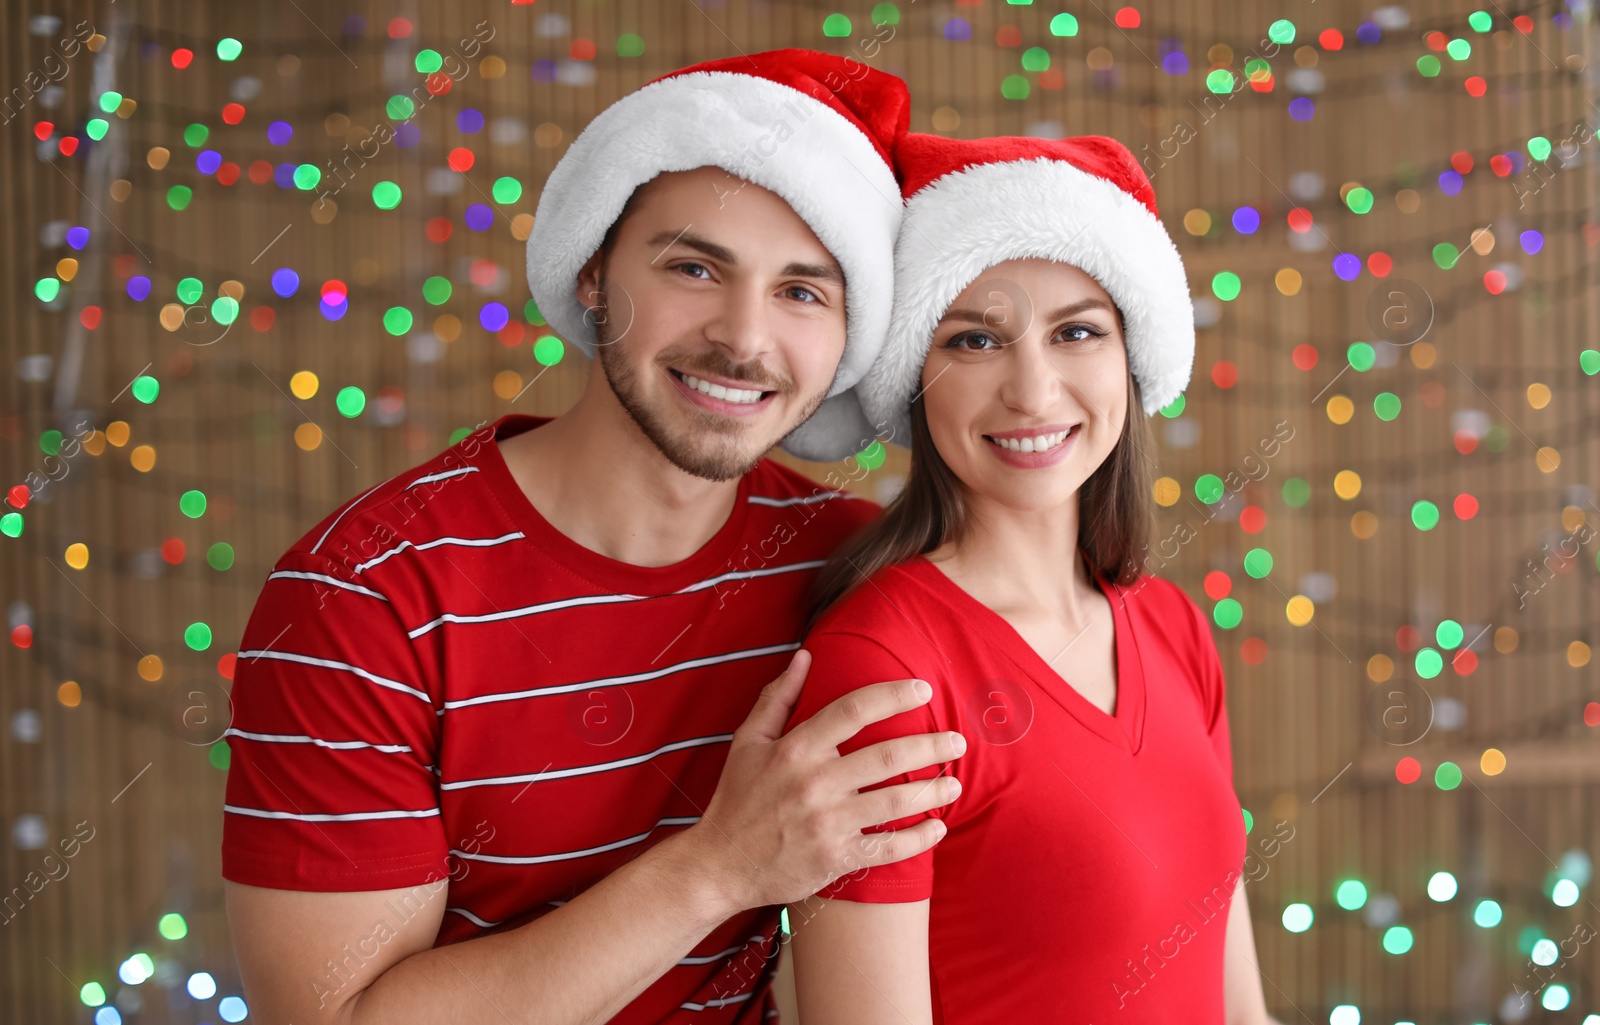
[578,167,848,482]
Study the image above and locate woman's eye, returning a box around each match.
[1059,325,1105,343]
[945,332,997,351]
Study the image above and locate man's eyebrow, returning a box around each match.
[780,261,844,286]
[647,229,735,265]
[941,296,1117,325]
[645,229,843,286]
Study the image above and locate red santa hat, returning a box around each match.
[857,131,1195,449]
[525,49,911,463]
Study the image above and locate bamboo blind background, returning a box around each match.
[2,0,1598,1021]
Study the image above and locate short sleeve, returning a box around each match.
[1177,581,1233,784]
[782,629,944,904]
[222,551,449,891]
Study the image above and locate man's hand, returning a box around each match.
[681,648,965,911]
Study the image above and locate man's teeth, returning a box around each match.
[680,372,766,404]
[985,428,1074,454]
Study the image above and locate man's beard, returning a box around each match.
[592,275,834,482]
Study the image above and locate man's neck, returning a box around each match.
[497,386,746,569]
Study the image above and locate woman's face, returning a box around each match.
[918,258,1128,513]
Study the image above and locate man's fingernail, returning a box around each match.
[913,680,932,701]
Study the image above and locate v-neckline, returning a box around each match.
[909,554,1147,755]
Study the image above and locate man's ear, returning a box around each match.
[575,251,604,312]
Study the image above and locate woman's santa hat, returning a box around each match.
[857,131,1195,449]
[525,49,910,462]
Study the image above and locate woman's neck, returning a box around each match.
[923,498,1099,627]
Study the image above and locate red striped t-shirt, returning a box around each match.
[222,413,880,1023]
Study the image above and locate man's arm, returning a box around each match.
[226,650,965,1025]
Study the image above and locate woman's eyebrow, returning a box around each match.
[942,297,1116,325]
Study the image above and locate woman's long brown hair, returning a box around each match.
[802,367,1156,637]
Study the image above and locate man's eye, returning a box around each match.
[786,285,820,303]
[675,262,712,280]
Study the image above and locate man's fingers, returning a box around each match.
[836,730,966,791]
[799,678,936,749]
[837,818,949,876]
[846,775,962,832]
[734,649,812,744]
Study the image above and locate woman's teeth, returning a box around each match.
[677,371,766,404]
[985,427,1074,454]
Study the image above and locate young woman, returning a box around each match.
[781,134,1280,1024]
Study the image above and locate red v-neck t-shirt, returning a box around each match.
[783,557,1247,1023]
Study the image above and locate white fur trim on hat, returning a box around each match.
[525,71,902,462]
[858,157,1195,448]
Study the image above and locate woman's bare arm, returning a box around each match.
[1223,876,1285,1025]
[788,897,934,1025]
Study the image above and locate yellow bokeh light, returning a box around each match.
[1494,626,1519,653]
[57,258,79,281]
[64,542,89,569]
[137,655,164,682]
[1286,595,1315,626]
[1351,511,1378,539]
[1527,383,1551,409]
[1569,641,1591,668]
[493,370,524,400]
[109,179,132,202]
[931,106,961,132]
[1536,446,1560,473]
[159,303,186,331]
[1207,44,1233,65]
[1274,268,1302,295]
[106,421,130,447]
[1086,46,1114,70]
[295,423,324,450]
[130,444,157,472]
[1469,227,1495,255]
[1410,342,1437,369]
[219,279,245,301]
[1326,395,1354,424]
[290,371,320,400]
[147,146,170,170]
[57,681,82,707]
[511,213,535,241]
[1183,209,1212,236]
[1366,653,1394,682]
[310,197,338,224]
[1334,470,1362,500]
[433,314,462,343]
[1480,748,1506,776]
[1561,505,1587,532]
[480,55,507,79]
[1152,477,1181,507]
[1395,189,1421,213]
[533,122,564,148]
[82,430,106,456]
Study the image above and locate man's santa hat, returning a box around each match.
[525,49,910,462]
[857,132,1195,448]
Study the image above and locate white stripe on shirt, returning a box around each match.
[746,492,853,508]
[440,642,799,711]
[223,727,413,754]
[450,815,700,864]
[266,570,389,601]
[407,466,479,490]
[407,559,823,639]
[440,736,733,791]
[236,649,431,704]
[682,991,756,1011]
[311,481,388,554]
[354,531,525,575]
[224,804,440,822]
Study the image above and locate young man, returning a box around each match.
[222,51,965,1025]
